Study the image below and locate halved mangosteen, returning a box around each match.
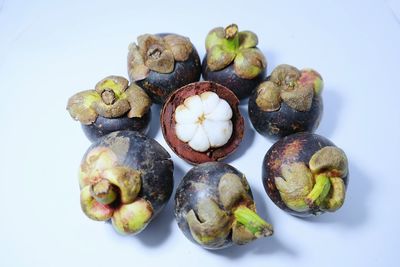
[67,76,152,142]
[161,81,244,164]
[202,24,267,99]
[248,64,323,140]
[128,33,201,104]
[79,130,174,235]
[262,132,349,217]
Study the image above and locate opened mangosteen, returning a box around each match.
[78,131,174,235]
[175,162,273,249]
[248,64,323,140]
[161,81,244,164]
[202,24,267,99]
[127,33,201,104]
[262,132,349,217]
[67,76,152,142]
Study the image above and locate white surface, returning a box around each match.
[1,0,399,266]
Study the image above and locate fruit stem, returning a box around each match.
[90,179,117,205]
[305,174,331,208]
[233,206,273,237]
[224,24,239,51]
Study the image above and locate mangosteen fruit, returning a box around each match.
[262,132,348,217]
[127,33,201,104]
[248,64,323,140]
[175,162,273,249]
[78,131,174,235]
[202,24,267,99]
[161,81,244,164]
[67,76,152,142]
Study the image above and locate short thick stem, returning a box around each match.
[233,205,273,238]
[305,174,331,208]
[224,24,239,51]
[90,179,117,205]
[101,90,116,105]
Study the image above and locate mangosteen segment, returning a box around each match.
[274,146,348,214]
[128,34,194,80]
[174,92,233,152]
[161,81,244,164]
[205,24,266,80]
[78,131,174,235]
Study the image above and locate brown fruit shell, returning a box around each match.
[161,81,244,164]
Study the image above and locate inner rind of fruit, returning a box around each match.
[174,92,233,152]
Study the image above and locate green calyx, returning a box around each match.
[205,24,266,79]
[186,198,231,247]
[275,146,348,213]
[67,76,151,124]
[186,173,273,247]
[233,206,273,238]
[78,146,154,235]
[112,198,153,235]
[256,64,324,112]
[128,34,193,80]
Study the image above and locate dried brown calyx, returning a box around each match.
[128,34,193,81]
[256,64,324,112]
[79,146,153,235]
[186,173,273,247]
[275,146,348,213]
[66,76,151,125]
[205,24,266,79]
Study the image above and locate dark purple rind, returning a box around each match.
[87,131,174,216]
[248,88,323,140]
[134,34,201,104]
[81,111,151,142]
[174,162,253,249]
[202,56,266,100]
[262,132,348,217]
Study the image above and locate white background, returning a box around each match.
[1,0,399,266]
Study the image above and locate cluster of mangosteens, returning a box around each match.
[67,24,349,250]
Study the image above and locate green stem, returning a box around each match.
[305,174,331,208]
[90,179,117,205]
[224,24,239,51]
[233,206,273,237]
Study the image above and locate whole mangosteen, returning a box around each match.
[202,24,267,99]
[175,162,273,249]
[161,81,244,164]
[262,132,349,217]
[127,33,201,104]
[78,131,174,235]
[67,76,152,142]
[248,64,323,140]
